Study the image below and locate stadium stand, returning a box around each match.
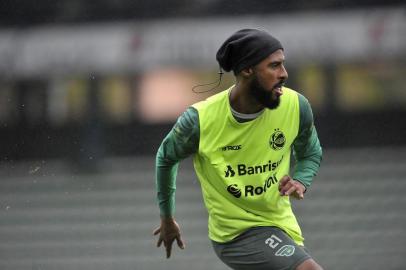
[0,147,405,270]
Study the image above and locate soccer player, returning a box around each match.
[153,28,323,270]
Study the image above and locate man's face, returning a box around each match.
[249,49,288,109]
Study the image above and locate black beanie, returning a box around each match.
[216,28,283,74]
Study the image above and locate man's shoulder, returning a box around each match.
[281,87,299,98]
[192,88,230,111]
[281,87,311,109]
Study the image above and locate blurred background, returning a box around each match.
[0,1,405,270]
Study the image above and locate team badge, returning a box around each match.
[269,129,285,150]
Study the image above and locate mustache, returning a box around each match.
[273,80,286,89]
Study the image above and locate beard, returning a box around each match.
[249,75,282,110]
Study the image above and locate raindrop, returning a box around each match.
[29,166,41,174]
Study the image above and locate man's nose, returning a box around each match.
[280,65,288,80]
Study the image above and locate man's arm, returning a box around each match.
[279,93,322,199]
[292,93,322,189]
[156,107,199,217]
[154,107,199,258]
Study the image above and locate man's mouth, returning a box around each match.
[273,82,285,96]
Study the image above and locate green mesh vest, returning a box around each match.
[192,86,304,245]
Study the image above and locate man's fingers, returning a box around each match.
[293,183,305,199]
[279,175,290,186]
[165,239,174,258]
[279,184,290,195]
[153,220,184,258]
[157,237,163,247]
[296,190,304,199]
[284,185,297,196]
[165,235,186,258]
[153,227,161,235]
[154,227,163,248]
[280,180,305,199]
[176,235,185,249]
[278,175,290,189]
[279,179,293,195]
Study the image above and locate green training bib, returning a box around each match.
[192,86,304,245]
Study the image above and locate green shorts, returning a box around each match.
[211,226,311,270]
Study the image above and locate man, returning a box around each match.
[153,28,323,270]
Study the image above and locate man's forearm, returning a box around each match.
[156,152,178,217]
[155,108,200,217]
[292,125,322,187]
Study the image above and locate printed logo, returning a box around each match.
[223,156,283,178]
[221,145,242,151]
[226,173,278,198]
[224,165,236,177]
[269,129,286,150]
[275,245,295,257]
[227,184,241,198]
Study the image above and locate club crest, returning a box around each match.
[269,129,285,150]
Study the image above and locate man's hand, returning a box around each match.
[153,217,185,258]
[278,175,306,200]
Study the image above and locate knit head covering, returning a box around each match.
[216,28,283,74]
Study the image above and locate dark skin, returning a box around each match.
[230,49,287,114]
[231,49,306,199]
[153,217,184,258]
[153,50,322,269]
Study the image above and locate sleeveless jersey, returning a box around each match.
[192,86,304,245]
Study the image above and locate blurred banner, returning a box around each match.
[0,8,405,77]
[0,8,405,161]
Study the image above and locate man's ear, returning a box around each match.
[240,67,253,78]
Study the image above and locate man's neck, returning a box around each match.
[229,84,264,114]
